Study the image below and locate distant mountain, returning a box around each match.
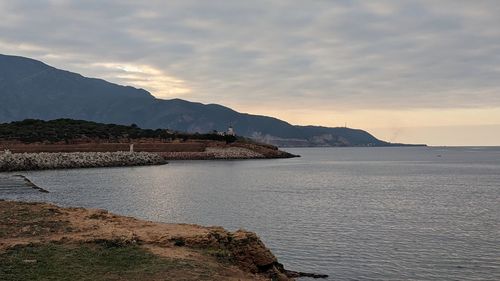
[0,54,408,146]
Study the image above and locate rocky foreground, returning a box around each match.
[0,200,325,281]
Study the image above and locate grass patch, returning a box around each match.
[0,242,200,281]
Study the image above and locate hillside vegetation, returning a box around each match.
[0,119,236,144]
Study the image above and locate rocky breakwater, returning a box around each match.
[0,201,327,280]
[231,142,298,159]
[0,150,167,172]
[159,142,298,160]
[206,147,266,159]
[158,147,266,160]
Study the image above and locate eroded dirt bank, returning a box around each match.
[0,200,297,280]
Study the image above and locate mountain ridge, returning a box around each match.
[0,54,419,147]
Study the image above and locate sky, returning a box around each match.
[1,0,499,146]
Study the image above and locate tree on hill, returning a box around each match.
[0,119,237,144]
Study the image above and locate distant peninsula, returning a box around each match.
[0,119,296,172]
[0,54,424,147]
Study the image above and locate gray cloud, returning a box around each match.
[1,0,500,111]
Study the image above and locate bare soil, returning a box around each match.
[0,200,292,281]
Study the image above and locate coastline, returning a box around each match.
[0,200,325,280]
[0,142,297,172]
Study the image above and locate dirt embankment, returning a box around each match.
[0,200,296,281]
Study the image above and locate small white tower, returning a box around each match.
[227,125,235,136]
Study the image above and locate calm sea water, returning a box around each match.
[2,147,500,280]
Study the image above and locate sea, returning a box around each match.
[1,147,499,280]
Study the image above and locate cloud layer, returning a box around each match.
[1,1,500,130]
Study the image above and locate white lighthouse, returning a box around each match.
[227,125,235,136]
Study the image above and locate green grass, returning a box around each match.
[0,243,199,281]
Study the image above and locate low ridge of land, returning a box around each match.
[0,119,297,171]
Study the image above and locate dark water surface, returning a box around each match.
[2,147,499,280]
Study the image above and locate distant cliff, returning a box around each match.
[0,54,413,147]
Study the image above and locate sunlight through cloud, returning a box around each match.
[91,62,191,98]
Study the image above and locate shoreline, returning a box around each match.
[0,200,326,280]
[0,143,298,172]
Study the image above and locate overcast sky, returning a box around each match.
[1,0,499,145]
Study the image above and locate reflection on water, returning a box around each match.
[2,147,500,280]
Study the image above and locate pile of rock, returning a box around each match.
[158,147,266,160]
[206,147,265,159]
[0,150,167,172]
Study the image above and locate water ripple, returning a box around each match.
[1,147,499,280]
